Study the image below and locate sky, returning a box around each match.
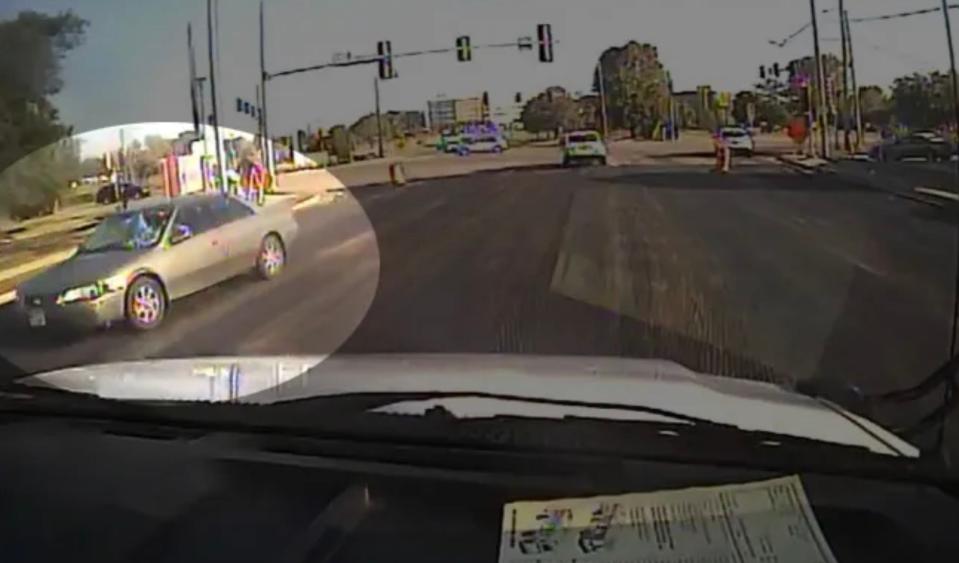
[1,0,951,143]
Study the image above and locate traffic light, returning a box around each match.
[482,91,489,108]
[377,40,394,80]
[537,24,554,63]
[456,35,472,62]
[515,92,522,104]
[773,62,781,77]
[759,66,766,80]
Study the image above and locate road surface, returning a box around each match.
[1,152,956,450]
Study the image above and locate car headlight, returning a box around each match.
[56,274,127,305]
[57,284,102,304]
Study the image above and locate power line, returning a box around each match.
[771,4,959,48]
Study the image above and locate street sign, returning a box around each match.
[517,36,533,50]
[332,51,352,64]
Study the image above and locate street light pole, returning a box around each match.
[809,0,829,159]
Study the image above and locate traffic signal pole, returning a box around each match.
[375,77,384,159]
[259,1,274,183]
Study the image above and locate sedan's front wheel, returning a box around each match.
[126,276,166,331]
[257,234,286,280]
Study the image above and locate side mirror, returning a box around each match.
[169,224,193,245]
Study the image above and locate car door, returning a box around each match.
[207,195,260,276]
[157,201,229,299]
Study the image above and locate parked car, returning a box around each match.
[561,130,607,166]
[15,193,299,332]
[719,126,755,156]
[95,182,150,205]
[870,132,956,162]
[438,134,465,153]
[465,135,509,154]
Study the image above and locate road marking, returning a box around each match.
[914,186,959,201]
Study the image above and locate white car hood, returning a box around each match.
[16,354,917,457]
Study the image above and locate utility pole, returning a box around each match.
[838,0,851,152]
[941,0,959,358]
[809,0,829,159]
[597,61,610,140]
[843,11,863,151]
[259,1,274,184]
[375,76,384,159]
[207,0,224,192]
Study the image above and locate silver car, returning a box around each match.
[15,193,299,331]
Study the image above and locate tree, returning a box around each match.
[858,85,890,128]
[79,157,103,178]
[520,87,579,136]
[889,72,951,130]
[593,42,671,138]
[0,10,87,217]
[329,125,352,163]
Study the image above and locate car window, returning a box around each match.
[222,197,254,222]
[202,196,252,228]
[568,133,599,143]
[172,201,216,237]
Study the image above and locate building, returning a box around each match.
[454,97,483,123]
[427,99,457,130]
[427,96,486,131]
[490,104,522,127]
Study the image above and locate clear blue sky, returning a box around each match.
[1,0,949,139]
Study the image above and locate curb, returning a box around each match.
[0,290,16,307]
[775,155,832,176]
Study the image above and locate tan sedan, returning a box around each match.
[15,193,299,331]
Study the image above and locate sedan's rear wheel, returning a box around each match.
[126,276,166,331]
[257,234,286,280]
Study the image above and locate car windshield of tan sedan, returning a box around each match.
[80,206,172,253]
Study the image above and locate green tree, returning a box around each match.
[0,10,88,217]
[889,72,951,130]
[858,85,890,128]
[520,87,579,136]
[592,42,670,138]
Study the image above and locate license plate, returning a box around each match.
[28,308,46,327]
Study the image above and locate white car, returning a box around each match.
[562,130,607,166]
[465,135,508,154]
[720,127,755,156]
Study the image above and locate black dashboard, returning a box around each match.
[1,414,958,563]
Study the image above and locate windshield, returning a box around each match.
[80,206,172,252]
[0,0,958,473]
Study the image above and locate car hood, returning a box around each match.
[17,249,146,295]
[16,354,918,457]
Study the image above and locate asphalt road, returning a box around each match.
[1,156,956,421]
